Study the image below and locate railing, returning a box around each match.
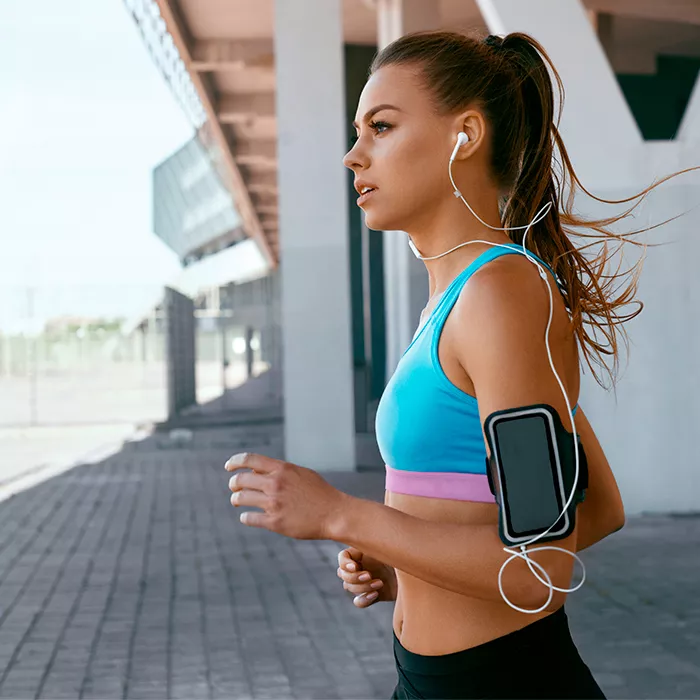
[122,0,206,129]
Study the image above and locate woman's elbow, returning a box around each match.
[608,500,626,534]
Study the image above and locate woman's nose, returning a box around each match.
[343,141,366,171]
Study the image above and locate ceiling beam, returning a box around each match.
[248,184,279,195]
[234,140,277,168]
[229,117,278,140]
[235,140,276,159]
[250,191,278,208]
[246,171,277,188]
[218,93,276,124]
[238,160,278,174]
[190,39,274,72]
[255,204,278,215]
[583,0,700,26]
[154,0,277,269]
[235,154,277,168]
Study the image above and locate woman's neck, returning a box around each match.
[405,187,509,297]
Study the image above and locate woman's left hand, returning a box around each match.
[225,453,349,540]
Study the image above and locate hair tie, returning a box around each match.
[484,34,505,51]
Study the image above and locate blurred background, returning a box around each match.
[2,0,700,514]
[1,2,700,698]
[0,0,274,486]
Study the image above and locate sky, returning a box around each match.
[0,0,194,333]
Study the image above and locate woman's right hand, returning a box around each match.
[337,546,398,608]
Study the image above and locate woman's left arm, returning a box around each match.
[333,258,583,611]
[330,496,574,611]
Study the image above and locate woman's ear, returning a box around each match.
[452,109,487,161]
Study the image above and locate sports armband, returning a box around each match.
[484,403,588,547]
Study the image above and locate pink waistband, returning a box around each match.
[385,465,496,503]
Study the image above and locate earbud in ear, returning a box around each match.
[450,131,470,162]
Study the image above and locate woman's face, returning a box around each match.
[343,64,457,232]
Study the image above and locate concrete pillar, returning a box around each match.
[377,0,441,47]
[678,71,700,144]
[475,0,642,187]
[164,287,197,419]
[245,326,254,379]
[376,0,441,377]
[220,320,228,391]
[139,325,148,363]
[274,0,356,470]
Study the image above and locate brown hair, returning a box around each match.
[371,30,698,390]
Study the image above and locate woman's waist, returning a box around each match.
[387,488,509,654]
[393,584,561,657]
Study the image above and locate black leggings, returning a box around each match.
[390,606,606,700]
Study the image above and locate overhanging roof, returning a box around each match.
[125,0,700,274]
[169,238,269,298]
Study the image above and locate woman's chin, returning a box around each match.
[362,209,400,232]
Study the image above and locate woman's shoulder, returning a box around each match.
[458,250,555,325]
[446,250,579,413]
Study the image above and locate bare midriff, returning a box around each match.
[387,254,578,655]
[386,489,557,656]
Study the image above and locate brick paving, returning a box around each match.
[0,421,698,699]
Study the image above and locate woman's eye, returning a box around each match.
[369,120,391,133]
[351,121,392,144]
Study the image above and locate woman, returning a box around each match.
[226,30,693,700]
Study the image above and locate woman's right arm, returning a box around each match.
[574,406,626,551]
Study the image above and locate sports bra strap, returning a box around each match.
[432,243,562,329]
[428,244,578,415]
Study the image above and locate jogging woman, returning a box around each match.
[226,29,693,700]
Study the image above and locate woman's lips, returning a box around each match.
[357,188,377,206]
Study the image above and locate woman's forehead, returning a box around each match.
[355,65,429,120]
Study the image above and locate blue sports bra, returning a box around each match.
[375,243,578,503]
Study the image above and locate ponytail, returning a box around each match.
[495,32,697,389]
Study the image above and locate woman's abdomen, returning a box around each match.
[387,490,551,655]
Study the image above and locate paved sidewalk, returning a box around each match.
[0,422,698,699]
[0,424,136,490]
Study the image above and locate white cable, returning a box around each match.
[407,154,586,614]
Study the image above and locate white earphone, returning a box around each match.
[407,131,585,614]
[449,131,470,162]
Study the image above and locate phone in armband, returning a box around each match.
[484,404,589,548]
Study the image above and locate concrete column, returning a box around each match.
[274,0,356,470]
[377,0,441,47]
[678,71,700,144]
[376,0,441,377]
[139,325,148,363]
[475,0,642,187]
[164,286,196,419]
[245,326,254,379]
[220,320,228,391]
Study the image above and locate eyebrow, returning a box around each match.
[352,104,403,130]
